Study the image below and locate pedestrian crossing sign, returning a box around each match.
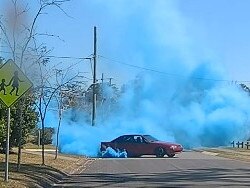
[0,59,33,107]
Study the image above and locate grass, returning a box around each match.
[23,143,56,150]
[204,147,250,162]
[226,147,250,153]
[0,149,87,187]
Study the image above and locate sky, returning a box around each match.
[2,0,250,153]
[1,0,250,84]
[179,0,250,82]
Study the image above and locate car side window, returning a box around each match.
[113,136,147,143]
[113,136,126,143]
[123,136,135,143]
[134,136,144,143]
[142,137,148,143]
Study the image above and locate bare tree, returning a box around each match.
[53,68,87,159]
[33,58,81,164]
[0,0,71,168]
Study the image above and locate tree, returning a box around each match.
[34,62,80,164]
[0,94,38,152]
[0,0,71,167]
[53,69,85,159]
[82,81,120,123]
[10,92,38,149]
[0,104,8,152]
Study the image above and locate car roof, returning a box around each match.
[120,134,151,137]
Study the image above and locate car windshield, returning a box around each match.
[143,135,158,142]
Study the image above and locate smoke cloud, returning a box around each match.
[49,0,250,156]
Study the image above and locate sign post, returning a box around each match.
[5,108,10,182]
[0,59,33,182]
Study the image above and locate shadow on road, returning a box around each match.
[54,168,250,187]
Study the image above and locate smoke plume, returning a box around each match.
[49,0,250,156]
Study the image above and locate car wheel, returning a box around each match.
[155,147,165,158]
[166,153,175,158]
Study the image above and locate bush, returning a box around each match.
[32,127,55,145]
[43,127,54,145]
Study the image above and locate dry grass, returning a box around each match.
[0,150,88,187]
[23,143,56,150]
[226,147,250,153]
[205,148,250,163]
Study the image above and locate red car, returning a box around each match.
[100,134,183,158]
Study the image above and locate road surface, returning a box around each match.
[53,151,250,187]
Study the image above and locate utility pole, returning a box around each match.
[101,73,104,85]
[92,26,97,126]
[109,78,113,86]
[101,73,104,101]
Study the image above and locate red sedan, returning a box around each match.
[100,134,183,158]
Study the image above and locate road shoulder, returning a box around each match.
[0,149,92,187]
[196,147,250,163]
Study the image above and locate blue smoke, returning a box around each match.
[49,1,250,157]
[101,147,127,158]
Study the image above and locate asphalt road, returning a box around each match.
[53,151,250,187]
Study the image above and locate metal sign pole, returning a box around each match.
[5,107,10,182]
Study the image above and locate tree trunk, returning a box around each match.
[17,101,24,171]
[17,124,22,171]
[41,118,45,165]
[55,115,62,160]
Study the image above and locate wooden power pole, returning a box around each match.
[92,26,97,126]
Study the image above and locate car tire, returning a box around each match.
[155,147,165,158]
[166,153,175,158]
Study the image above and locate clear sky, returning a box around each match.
[1,0,250,84]
[179,0,250,82]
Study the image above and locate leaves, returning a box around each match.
[0,93,38,151]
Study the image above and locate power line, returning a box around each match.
[0,50,92,60]
[99,55,250,83]
[1,49,249,83]
[46,55,91,60]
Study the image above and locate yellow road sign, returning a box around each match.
[0,59,33,107]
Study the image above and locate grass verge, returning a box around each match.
[0,150,87,187]
[23,143,56,150]
[204,148,250,162]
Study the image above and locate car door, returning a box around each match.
[113,136,135,154]
[115,135,137,156]
[133,136,152,155]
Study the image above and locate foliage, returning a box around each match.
[0,92,38,152]
[0,0,72,165]
[0,117,7,150]
[10,93,39,148]
[41,127,54,145]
